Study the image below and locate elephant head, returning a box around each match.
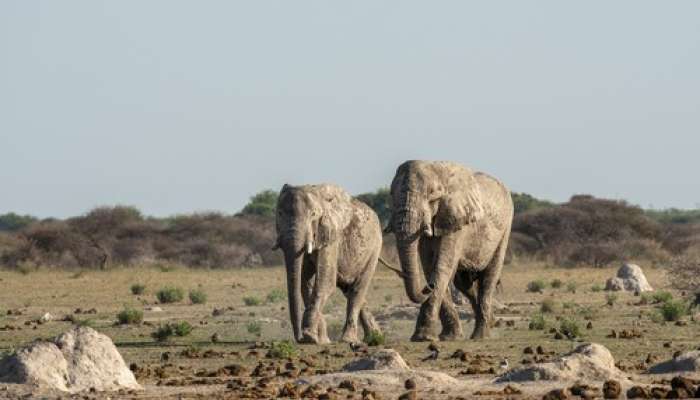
[274,184,353,341]
[389,161,484,303]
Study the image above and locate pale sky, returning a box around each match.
[2,1,699,218]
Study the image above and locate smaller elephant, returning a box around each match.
[274,183,382,344]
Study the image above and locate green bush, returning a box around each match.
[152,321,193,341]
[579,305,598,320]
[363,330,386,346]
[527,280,547,293]
[157,287,184,303]
[529,313,546,330]
[243,296,262,306]
[266,289,286,304]
[652,291,673,304]
[591,284,602,292]
[246,321,262,336]
[189,289,207,304]
[550,279,563,289]
[116,307,143,325]
[562,301,575,310]
[240,190,278,218]
[659,300,688,322]
[267,341,298,358]
[540,298,555,313]
[605,293,618,306]
[559,318,581,338]
[566,282,577,293]
[130,284,146,295]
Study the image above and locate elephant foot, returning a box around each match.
[317,335,331,345]
[299,329,320,344]
[470,325,490,340]
[439,329,463,342]
[410,331,438,342]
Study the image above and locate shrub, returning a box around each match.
[550,279,563,289]
[527,280,547,293]
[246,321,262,336]
[116,307,143,325]
[579,306,598,320]
[363,330,386,346]
[559,318,581,338]
[562,301,575,310]
[157,287,184,303]
[659,300,688,322]
[266,289,286,304]
[652,291,673,304]
[540,298,555,313]
[529,313,546,330]
[130,284,146,295]
[566,282,577,293]
[591,284,602,292]
[243,296,262,306]
[189,289,207,304]
[605,293,618,306]
[267,341,298,358]
[152,321,193,341]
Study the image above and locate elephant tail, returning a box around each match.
[377,257,406,279]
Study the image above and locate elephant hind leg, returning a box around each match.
[472,232,509,340]
[360,308,380,336]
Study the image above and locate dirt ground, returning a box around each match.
[0,261,698,399]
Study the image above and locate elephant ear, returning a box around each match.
[434,188,484,235]
[315,187,353,248]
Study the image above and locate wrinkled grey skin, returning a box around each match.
[388,161,513,341]
[275,184,382,344]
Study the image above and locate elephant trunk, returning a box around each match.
[284,246,304,341]
[397,238,430,304]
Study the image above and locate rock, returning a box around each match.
[650,386,670,398]
[603,380,621,399]
[586,321,593,330]
[40,313,53,323]
[145,306,163,312]
[0,327,140,392]
[605,263,653,292]
[338,379,358,391]
[342,349,410,372]
[626,385,650,399]
[649,351,700,373]
[404,378,416,390]
[542,388,570,400]
[496,343,627,383]
[398,391,416,400]
[671,376,695,393]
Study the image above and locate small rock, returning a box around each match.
[523,346,534,354]
[40,312,53,323]
[626,385,650,399]
[586,321,593,330]
[542,388,569,400]
[671,376,695,393]
[211,333,220,343]
[338,379,357,392]
[404,378,416,390]
[398,391,417,400]
[603,380,621,399]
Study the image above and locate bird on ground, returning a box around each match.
[499,358,509,371]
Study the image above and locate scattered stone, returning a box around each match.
[586,321,593,330]
[398,390,417,400]
[671,376,695,393]
[626,385,650,399]
[524,347,534,354]
[603,380,621,399]
[0,326,140,392]
[338,379,358,392]
[605,263,653,292]
[497,343,627,383]
[649,351,700,373]
[650,386,670,399]
[404,378,416,390]
[342,349,410,372]
[211,333,220,343]
[40,313,53,323]
[542,388,569,400]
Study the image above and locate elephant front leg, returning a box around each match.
[300,246,338,344]
[412,235,462,342]
[472,235,507,339]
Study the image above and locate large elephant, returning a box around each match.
[274,183,382,344]
[386,160,513,341]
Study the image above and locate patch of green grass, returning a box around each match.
[605,293,618,306]
[540,298,555,313]
[76,318,96,328]
[246,321,262,336]
[566,282,577,293]
[526,280,547,293]
[156,287,184,303]
[188,289,207,304]
[529,313,546,330]
[579,305,598,320]
[591,284,602,292]
[363,330,386,346]
[267,341,298,358]
[652,291,673,304]
[266,289,286,304]
[116,307,143,325]
[152,321,193,341]
[550,279,563,289]
[559,318,581,339]
[659,300,688,322]
[130,284,146,295]
[562,301,575,310]
[243,296,262,306]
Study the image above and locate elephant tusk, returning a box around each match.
[378,257,406,279]
[306,241,313,254]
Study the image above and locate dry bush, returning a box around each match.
[667,254,700,297]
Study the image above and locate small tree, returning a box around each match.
[240,190,278,218]
[355,188,392,227]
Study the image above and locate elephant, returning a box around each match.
[385,160,513,341]
[273,183,382,344]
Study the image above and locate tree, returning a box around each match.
[0,213,37,231]
[355,188,392,228]
[240,190,278,218]
[511,192,555,214]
